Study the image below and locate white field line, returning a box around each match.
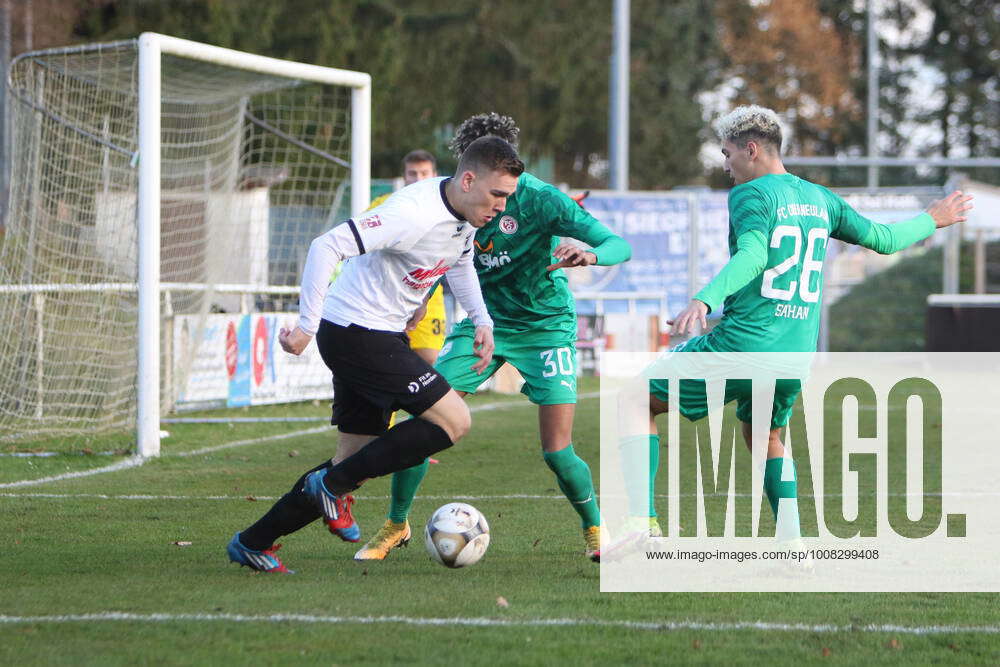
[0,612,998,636]
[0,393,599,489]
[0,493,564,501]
[176,426,330,458]
[0,428,324,489]
[173,394,565,458]
[4,490,999,502]
[0,457,146,489]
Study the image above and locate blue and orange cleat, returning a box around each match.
[303,469,361,542]
[226,533,292,573]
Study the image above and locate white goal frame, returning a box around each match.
[135,33,370,457]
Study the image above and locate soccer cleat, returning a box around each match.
[226,532,292,574]
[779,538,815,576]
[584,525,602,562]
[353,519,412,561]
[303,469,361,542]
[598,517,663,563]
[597,530,646,563]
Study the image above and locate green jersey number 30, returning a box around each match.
[540,347,575,377]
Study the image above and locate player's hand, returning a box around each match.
[471,326,495,374]
[279,326,312,356]
[547,242,597,271]
[927,190,974,228]
[667,300,709,336]
[406,304,428,332]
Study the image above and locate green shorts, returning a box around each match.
[436,321,578,405]
[646,335,801,429]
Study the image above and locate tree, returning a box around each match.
[914,0,1000,185]
[715,0,863,158]
[68,0,726,187]
[629,0,724,188]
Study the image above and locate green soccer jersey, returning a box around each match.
[701,173,907,352]
[470,172,631,332]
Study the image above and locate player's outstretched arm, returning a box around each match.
[832,188,973,255]
[543,185,631,269]
[546,242,597,271]
[683,230,768,323]
[927,190,974,229]
[553,226,630,269]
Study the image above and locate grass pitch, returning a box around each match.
[2,378,998,665]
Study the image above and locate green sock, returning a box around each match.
[388,458,429,523]
[542,445,601,529]
[620,434,659,518]
[763,457,801,541]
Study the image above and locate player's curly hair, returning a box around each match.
[456,136,524,178]
[713,105,783,152]
[449,112,520,158]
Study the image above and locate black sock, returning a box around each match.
[239,460,329,551]
[323,418,453,495]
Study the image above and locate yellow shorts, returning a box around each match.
[409,285,446,350]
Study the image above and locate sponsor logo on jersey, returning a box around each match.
[477,250,511,272]
[403,259,451,290]
[777,204,829,222]
[498,216,518,234]
[407,372,437,394]
[358,214,382,229]
[474,240,494,253]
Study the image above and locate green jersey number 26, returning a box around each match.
[760,225,829,303]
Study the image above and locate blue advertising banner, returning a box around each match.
[227,315,252,407]
[569,192,731,316]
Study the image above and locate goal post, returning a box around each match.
[0,33,371,457]
[135,34,370,457]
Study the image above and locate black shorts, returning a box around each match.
[315,319,452,435]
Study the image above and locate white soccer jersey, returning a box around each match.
[296,177,493,335]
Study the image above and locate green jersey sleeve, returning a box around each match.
[824,187,935,252]
[858,214,935,254]
[727,182,772,237]
[535,186,631,266]
[823,188,873,243]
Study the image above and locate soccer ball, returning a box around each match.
[424,502,490,568]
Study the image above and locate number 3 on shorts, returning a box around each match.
[540,347,574,378]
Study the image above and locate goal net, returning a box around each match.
[0,34,370,455]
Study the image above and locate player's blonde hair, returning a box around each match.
[713,105,783,152]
